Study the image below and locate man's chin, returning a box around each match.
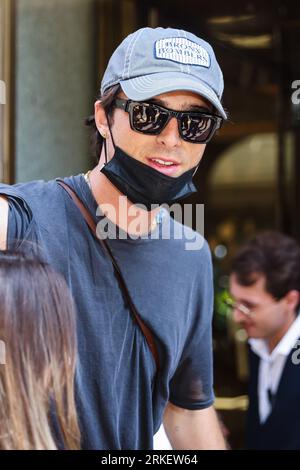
[240,324,258,339]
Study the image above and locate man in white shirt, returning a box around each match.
[229,231,300,449]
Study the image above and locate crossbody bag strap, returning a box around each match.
[57,179,160,373]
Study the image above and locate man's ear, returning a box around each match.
[94,100,109,138]
[284,290,300,312]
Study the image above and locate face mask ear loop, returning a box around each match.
[192,164,199,177]
[106,112,117,152]
[103,137,108,165]
[101,112,115,167]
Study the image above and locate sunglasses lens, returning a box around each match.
[180,115,215,142]
[131,103,168,134]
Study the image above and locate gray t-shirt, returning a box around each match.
[0,174,214,449]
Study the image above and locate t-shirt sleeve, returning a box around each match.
[168,242,215,410]
[0,184,33,250]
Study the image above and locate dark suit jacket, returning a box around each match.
[247,342,300,449]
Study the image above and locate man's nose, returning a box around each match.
[232,308,245,324]
[156,117,181,147]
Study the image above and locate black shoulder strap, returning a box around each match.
[57,179,160,373]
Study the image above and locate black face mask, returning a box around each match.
[100,130,199,211]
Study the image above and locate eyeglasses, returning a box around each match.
[225,296,286,319]
[114,98,223,144]
[224,298,253,317]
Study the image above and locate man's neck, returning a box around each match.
[88,165,160,236]
[267,313,297,353]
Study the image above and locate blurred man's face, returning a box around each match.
[229,273,295,343]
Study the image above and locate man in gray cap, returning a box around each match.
[0,27,226,449]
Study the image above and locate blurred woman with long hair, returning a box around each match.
[0,251,80,449]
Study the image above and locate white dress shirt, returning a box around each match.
[249,314,300,424]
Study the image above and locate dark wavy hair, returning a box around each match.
[85,84,121,161]
[231,231,300,305]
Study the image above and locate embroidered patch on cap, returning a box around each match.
[155,37,210,67]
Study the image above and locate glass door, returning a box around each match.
[0,0,14,183]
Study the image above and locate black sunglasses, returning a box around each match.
[114,98,223,144]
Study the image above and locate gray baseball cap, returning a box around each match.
[101,27,227,120]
